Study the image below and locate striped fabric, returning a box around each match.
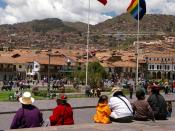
[97,0,107,5]
[127,0,146,20]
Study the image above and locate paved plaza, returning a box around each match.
[0,94,175,130]
[5,117,175,131]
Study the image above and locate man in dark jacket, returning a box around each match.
[49,95,74,126]
[10,92,43,129]
[147,85,167,120]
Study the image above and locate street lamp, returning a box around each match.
[67,58,71,67]
[47,49,51,96]
[61,58,71,94]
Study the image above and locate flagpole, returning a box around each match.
[136,0,140,88]
[86,0,90,87]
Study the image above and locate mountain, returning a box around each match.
[94,13,175,33]
[0,13,175,50]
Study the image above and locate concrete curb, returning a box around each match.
[0,105,96,115]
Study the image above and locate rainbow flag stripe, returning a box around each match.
[127,0,146,20]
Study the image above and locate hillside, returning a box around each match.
[0,13,174,50]
[94,13,175,33]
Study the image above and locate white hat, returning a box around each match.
[19,92,35,105]
[109,86,122,96]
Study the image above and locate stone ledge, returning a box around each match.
[6,117,175,131]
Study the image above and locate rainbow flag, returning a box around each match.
[127,0,146,20]
[97,0,107,5]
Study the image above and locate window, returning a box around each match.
[149,65,151,70]
[19,65,22,68]
[165,65,167,70]
[151,65,154,70]
[167,65,170,70]
[157,65,159,70]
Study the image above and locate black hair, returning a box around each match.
[113,91,125,97]
[136,89,145,100]
[151,88,160,95]
[98,95,108,104]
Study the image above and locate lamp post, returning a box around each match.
[47,49,51,96]
[62,58,71,94]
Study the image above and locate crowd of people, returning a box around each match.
[93,85,170,124]
[10,83,171,129]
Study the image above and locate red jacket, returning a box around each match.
[49,103,74,126]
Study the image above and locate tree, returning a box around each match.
[74,62,106,89]
[88,62,106,89]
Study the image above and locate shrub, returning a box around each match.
[33,90,47,97]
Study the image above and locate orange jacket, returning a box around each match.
[93,103,111,124]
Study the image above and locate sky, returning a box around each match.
[0,0,175,25]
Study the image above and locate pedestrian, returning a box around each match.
[109,86,133,123]
[173,81,175,93]
[127,78,134,99]
[49,95,74,126]
[164,82,169,94]
[129,84,133,99]
[147,85,167,120]
[93,95,111,124]
[96,87,102,98]
[132,89,154,121]
[10,92,43,129]
[14,90,22,101]
[167,101,172,117]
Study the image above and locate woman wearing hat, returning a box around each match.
[49,95,74,126]
[109,86,133,123]
[147,85,167,120]
[10,92,43,129]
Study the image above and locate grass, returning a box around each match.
[0,87,131,101]
[0,90,47,102]
[0,91,13,101]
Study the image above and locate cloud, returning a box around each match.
[0,0,175,25]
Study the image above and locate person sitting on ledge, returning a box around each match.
[109,86,133,123]
[49,95,74,126]
[93,95,111,124]
[10,91,43,129]
[147,85,167,120]
[132,89,154,121]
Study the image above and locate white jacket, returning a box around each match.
[109,96,133,119]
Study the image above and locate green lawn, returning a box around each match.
[0,91,13,101]
[0,88,131,102]
[0,91,47,102]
